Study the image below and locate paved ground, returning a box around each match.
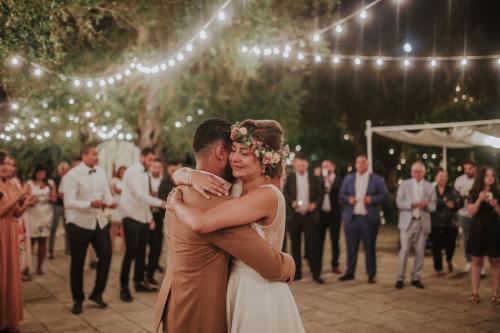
[20,225,500,333]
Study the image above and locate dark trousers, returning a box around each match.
[319,211,341,271]
[120,217,149,288]
[431,227,457,272]
[49,205,69,254]
[344,215,379,277]
[67,222,111,303]
[147,211,164,278]
[287,213,321,278]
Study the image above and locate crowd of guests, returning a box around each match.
[1,143,499,331]
[0,146,181,332]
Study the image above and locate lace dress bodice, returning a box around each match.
[251,184,286,251]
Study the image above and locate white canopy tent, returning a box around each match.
[365,119,500,173]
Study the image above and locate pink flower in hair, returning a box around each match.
[230,127,238,141]
[239,127,248,135]
[262,152,273,165]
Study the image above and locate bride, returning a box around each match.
[168,119,305,333]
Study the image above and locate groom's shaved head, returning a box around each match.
[192,119,232,155]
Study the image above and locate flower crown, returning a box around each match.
[230,122,290,167]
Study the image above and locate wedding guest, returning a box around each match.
[318,160,343,274]
[466,167,500,304]
[119,148,166,302]
[63,144,116,314]
[48,161,70,259]
[0,150,32,333]
[166,160,183,179]
[146,158,166,285]
[7,158,33,281]
[431,168,461,276]
[109,165,126,252]
[395,161,436,289]
[454,161,477,273]
[339,155,388,283]
[284,152,324,283]
[26,165,57,275]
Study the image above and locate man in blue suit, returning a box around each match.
[339,155,388,283]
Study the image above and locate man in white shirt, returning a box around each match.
[63,144,116,314]
[395,161,437,289]
[147,158,166,285]
[454,161,476,273]
[284,153,324,283]
[119,148,166,302]
[318,160,343,274]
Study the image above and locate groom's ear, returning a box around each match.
[215,144,226,161]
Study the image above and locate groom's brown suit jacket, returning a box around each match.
[153,186,295,333]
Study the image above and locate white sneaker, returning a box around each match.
[464,262,471,273]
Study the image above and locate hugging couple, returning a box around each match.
[154,119,305,332]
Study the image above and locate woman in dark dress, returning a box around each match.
[431,169,461,276]
[467,167,500,304]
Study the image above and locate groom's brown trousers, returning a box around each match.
[154,186,295,333]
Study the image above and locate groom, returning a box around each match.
[154,119,295,333]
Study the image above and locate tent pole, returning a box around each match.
[366,120,373,173]
[442,146,447,170]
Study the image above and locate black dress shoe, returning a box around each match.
[332,267,342,275]
[411,280,425,289]
[120,288,133,302]
[147,277,159,286]
[395,280,404,289]
[89,294,107,308]
[313,276,325,284]
[71,302,82,314]
[338,274,355,282]
[135,282,157,293]
[368,275,377,284]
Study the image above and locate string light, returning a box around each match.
[314,55,322,63]
[403,58,411,67]
[332,56,340,64]
[199,30,208,39]
[10,56,20,66]
[460,57,468,66]
[430,58,438,68]
[354,57,362,65]
[217,11,226,21]
[335,24,343,34]
[376,57,384,66]
[33,67,42,77]
[403,42,412,53]
[359,10,368,20]
[313,33,320,42]
[11,102,19,111]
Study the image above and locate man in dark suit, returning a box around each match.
[319,160,343,274]
[284,152,324,283]
[339,155,388,283]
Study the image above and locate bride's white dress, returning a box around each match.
[226,184,305,333]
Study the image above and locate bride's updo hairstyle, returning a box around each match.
[239,119,286,182]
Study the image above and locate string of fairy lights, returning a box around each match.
[3,0,500,144]
[5,0,234,88]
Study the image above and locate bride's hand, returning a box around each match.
[166,188,183,213]
[189,171,228,199]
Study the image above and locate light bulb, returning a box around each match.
[175,121,182,128]
[34,68,42,76]
[241,46,248,53]
[282,52,290,58]
[160,63,167,71]
[298,53,305,61]
[313,33,320,42]
[186,43,193,52]
[107,77,115,84]
[403,59,411,67]
[99,80,106,87]
[124,69,132,76]
[115,73,123,80]
[252,47,261,55]
[217,11,226,21]
[68,98,75,105]
[335,25,343,34]
[354,57,362,65]
[497,58,500,66]
[376,58,384,66]
[177,53,184,61]
[430,59,437,68]
[460,57,468,66]
[263,48,272,56]
[11,102,19,111]
[197,109,204,115]
[314,55,322,63]
[86,80,94,88]
[168,59,175,67]
[199,30,207,39]
[73,79,81,87]
[10,56,19,66]
[273,48,280,55]
[360,10,367,20]
[186,115,193,122]
[332,56,340,64]
[284,45,291,52]
[151,66,159,73]
[403,42,412,53]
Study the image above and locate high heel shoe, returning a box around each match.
[469,294,480,304]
